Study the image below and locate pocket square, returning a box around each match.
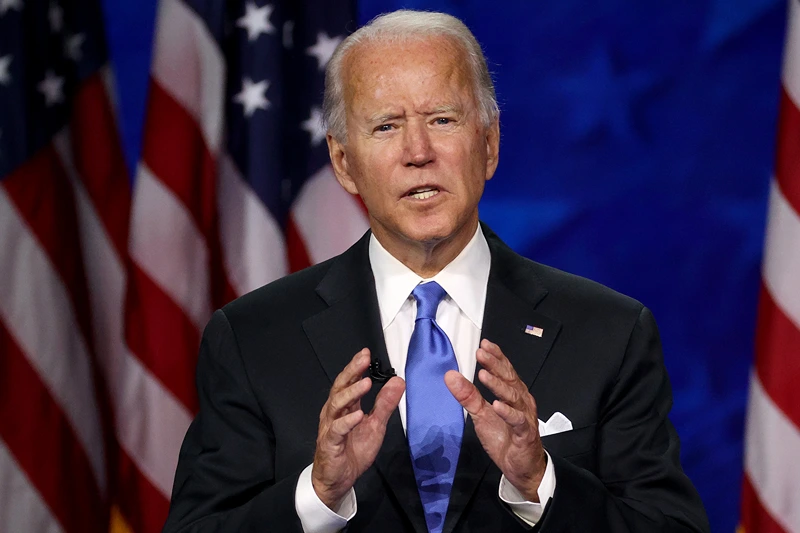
[538,412,573,437]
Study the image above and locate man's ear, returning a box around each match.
[484,118,500,181]
[327,133,359,195]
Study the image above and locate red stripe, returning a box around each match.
[0,320,107,533]
[138,78,236,309]
[775,86,800,214]
[140,80,216,236]
[740,474,788,533]
[69,72,131,257]
[754,284,800,429]
[116,448,170,533]
[125,264,200,412]
[2,145,96,350]
[286,214,312,272]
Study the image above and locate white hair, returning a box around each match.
[323,10,499,142]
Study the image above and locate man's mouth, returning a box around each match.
[406,187,440,200]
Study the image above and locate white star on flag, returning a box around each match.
[307,32,342,71]
[49,1,63,32]
[0,0,22,15]
[302,107,327,146]
[234,77,270,117]
[38,70,65,106]
[0,55,12,86]
[236,2,274,42]
[65,33,86,61]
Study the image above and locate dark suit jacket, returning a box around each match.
[163,225,710,533]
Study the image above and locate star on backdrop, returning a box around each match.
[236,1,274,42]
[0,0,22,16]
[307,31,342,71]
[552,45,659,144]
[301,107,326,146]
[37,70,64,106]
[65,33,85,61]
[233,77,270,117]
[48,1,62,32]
[0,55,11,86]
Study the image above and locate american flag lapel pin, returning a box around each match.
[524,325,544,337]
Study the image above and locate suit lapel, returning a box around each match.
[302,233,428,533]
[443,227,562,533]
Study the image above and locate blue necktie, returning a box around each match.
[406,282,464,533]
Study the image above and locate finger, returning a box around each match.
[368,376,405,426]
[477,342,518,383]
[492,400,528,433]
[331,348,371,393]
[327,409,365,445]
[444,370,491,416]
[327,377,372,417]
[478,368,526,408]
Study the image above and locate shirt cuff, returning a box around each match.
[498,451,556,526]
[294,464,357,533]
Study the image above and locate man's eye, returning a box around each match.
[376,124,393,132]
[434,117,452,125]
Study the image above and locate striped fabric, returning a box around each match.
[740,1,800,532]
[0,0,367,531]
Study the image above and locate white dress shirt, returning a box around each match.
[295,226,556,532]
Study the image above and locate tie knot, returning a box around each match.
[411,281,447,320]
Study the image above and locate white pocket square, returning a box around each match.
[538,412,573,437]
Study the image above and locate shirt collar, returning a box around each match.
[368,225,491,330]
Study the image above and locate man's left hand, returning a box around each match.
[445,339,547,502]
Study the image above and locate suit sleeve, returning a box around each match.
[162,309,304,533]
[537,307,710,533]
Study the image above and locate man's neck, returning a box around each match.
[370,219,479,278]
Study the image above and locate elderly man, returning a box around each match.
[164,10,709,533]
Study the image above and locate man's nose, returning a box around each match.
[402,122,434,168]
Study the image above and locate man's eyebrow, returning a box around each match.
[367,112,404,124]
[425,105,461,115]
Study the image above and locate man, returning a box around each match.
[164,10,709,533]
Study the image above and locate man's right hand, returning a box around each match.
[311,348,405,510]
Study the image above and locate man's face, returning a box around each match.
[328,36,500,257]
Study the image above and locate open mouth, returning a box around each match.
[406,187,440,200]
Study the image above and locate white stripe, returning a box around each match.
[783,0,800,109]
[291,165,369,264]
[218,153,288,295]
[151,0,224,153]
[762,179,800,331]
[54,133,193,498]
[0,439,65,533]
[744,373,800,533]
[130,163,212,331]
[0,187,106,495]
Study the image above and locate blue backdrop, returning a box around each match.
[102,1,787,531]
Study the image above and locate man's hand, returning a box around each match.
[311,348,405,510]
[445,339,547,502]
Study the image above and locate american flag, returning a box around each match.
[0,0,367,530]
[740,1,800,532]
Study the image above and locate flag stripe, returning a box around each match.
[762,180,800,332]
[0,186,106,495]
[782,0,800,112]
[130,164,212,331]
[0,321,106,533]
[150,0,225,155]
[754,284,800,429]
[116,448,171,533]
[743,373,800,533]
[69,73,131,257]
[741,475,788,533]
[126,263,201,412]
[140,81,218,235]
[775,88,800,216]
[53,129,191,500]
[291,165,370,264]
[0,438,65,533]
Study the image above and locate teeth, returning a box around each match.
[409,189,438,200]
